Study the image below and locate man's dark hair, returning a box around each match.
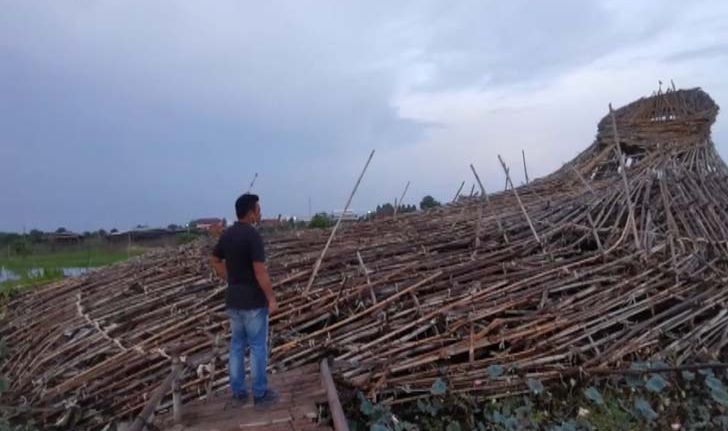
[235,194,259,219]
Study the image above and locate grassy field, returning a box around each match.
[0,247,145,270]
[0,246,146,297]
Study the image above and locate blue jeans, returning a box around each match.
[227,307,269,398]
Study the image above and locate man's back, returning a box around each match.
[213,222,267,310]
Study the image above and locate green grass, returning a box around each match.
[0,246,145,270]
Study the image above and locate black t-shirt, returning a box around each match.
[212,222,267,310]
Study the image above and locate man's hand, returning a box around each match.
[267,296,279,315]
[210,256,227,282]
[254,261,277,315]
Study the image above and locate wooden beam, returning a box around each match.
[320,359,350,431]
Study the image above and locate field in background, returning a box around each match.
[0,244,148,297]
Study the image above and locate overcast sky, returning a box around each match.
[1,1,727,232]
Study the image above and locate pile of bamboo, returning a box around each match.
[2,88,727,428]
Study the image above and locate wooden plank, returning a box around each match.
[319,359,349,431]
[130,359,184,431]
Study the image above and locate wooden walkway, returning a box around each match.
[156,361,346,431]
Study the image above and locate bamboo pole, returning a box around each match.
[452,181,465,203]
[609,103,641,251]
[498,155,542,248]
[321,358,350,431]
[303,150,375,294]
[246,172,258,193]
[393,181,411,220]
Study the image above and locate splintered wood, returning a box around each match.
[3,88,728,428]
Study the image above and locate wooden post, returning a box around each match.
[320,359,350,431]
[303,150,375,294]
[522,149,530,184]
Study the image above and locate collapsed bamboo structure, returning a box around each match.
[2,88,727,428]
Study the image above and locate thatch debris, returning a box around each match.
[2,87,726,428]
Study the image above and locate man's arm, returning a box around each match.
[210,255,227,281]
[253,261,278,314]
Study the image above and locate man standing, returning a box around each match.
[211,194,279,408]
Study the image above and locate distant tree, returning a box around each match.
[12,239,30,257]
[28,229,44,243]
[55,227,67,234]
[309,212,332,229]
[420,195,441,210]
[110,228,119,234]
[399,204,417,214]
[97,229,108,237]
[167,224,180,231]
[375,203,395,217]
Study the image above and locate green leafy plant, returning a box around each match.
[345,362,728,430]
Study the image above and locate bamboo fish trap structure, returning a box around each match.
[2,87,727,428]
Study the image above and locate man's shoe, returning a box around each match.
[253,389,279,409]
[232,392,249,406]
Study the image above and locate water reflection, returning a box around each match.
[0,266,89,283]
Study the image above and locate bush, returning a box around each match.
[309,212,333,229]
[420,195,441,210]
[176,232,201,245]
[11,240,30,258]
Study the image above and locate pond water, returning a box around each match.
[0,266,89,282]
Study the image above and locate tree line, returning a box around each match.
[308,195,442,228]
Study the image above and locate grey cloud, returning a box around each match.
[393,0,682,91]
[0,1,726,231]
[663,44,728,63]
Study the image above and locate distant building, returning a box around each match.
[108,226,173,242]
[331,210,359,222]
[45,231,83,244]
[190,218,227,231]
[259,217,283,228]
